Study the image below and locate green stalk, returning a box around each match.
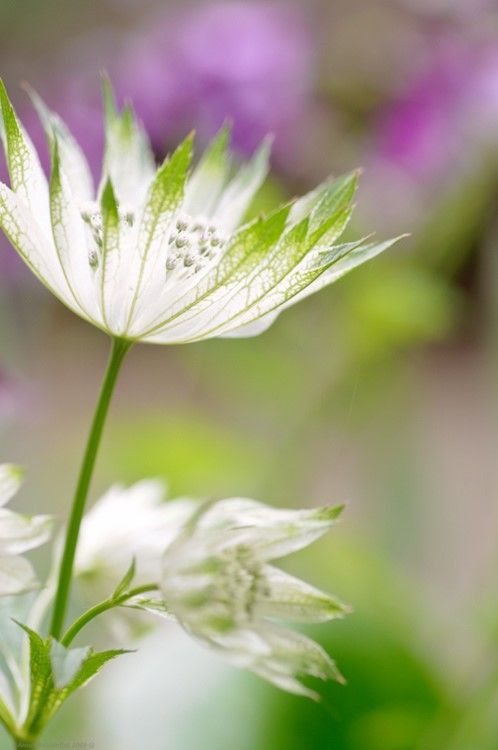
[49,337,131,639]
[61,584,158,647]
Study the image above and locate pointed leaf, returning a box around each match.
[112,558,136,600]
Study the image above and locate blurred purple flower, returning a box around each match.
[114,1,314,164]
[375,44,474,180]
[374,39,498,183]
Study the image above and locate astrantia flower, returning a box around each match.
[0,464,52,596]
[75,479,194,585]
[0,80,399,344]
[161,498,350,698]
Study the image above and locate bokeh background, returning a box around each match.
[1,0,498,748]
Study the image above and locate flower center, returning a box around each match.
[165,214,227,279]
[218,545,269,620]
[80,201,134,268]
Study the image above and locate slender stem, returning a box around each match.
[61,584,158,647]
[49,337,131,639]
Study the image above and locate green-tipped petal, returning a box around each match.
[26,85,93,202]
[183,126,231,217]
[0,465,22,508]
[49,137,100,322]
[0,80,51,236]
[213,137,271,232]
[255,566,351,623]
[100,77,155,208]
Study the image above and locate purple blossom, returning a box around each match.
[374,38,498,183]
[114,2,314,164]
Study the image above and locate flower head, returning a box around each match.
[0,464,52,596]
[0,80,399,344]
[161,498,350,699]
[75,479,194,586]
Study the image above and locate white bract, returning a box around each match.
[161,498,350,699]
[75,479,195,585]
[0,80,400,344]
[0,464,52,596]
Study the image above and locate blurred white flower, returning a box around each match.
[0,465,52,596]
[0,79,399,344]
[75,479,195,585]
[161,498,350,699]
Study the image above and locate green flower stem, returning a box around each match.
[49,337,132,639]
[61,584,158,647]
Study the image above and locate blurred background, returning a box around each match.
[1,0,498,748]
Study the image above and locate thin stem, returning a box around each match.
[61,584,158,647]
[49,337,131,639]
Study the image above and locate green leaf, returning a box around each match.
[112,558,136,600]
[16,622,130,737]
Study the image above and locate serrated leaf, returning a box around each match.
[16,622,130,737]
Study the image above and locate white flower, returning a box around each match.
[75,479,195,585]
[0,464,52,596]
[0,80,401,344]
[161,498,350,699]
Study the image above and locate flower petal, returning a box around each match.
[183,126,231,217]
[124,134,193,334]
[49,138,102,323]
[213,137,271,232]
[140,205,290,342]
[0,182,71,300]
[26,85,94,203]
[198,498,344,560]
[0,554,38,596]
[100,77,155,209]
[0,80,51,237]
[0,465,22,508]
[254,565,351,623]
[0,509,52,555]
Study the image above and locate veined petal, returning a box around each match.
[0,182,72,301]
[213,138,271,233]
[188,204,353,341]
[100,77,155,209]
[209,622,343,699]
[198,499,344,560]
[279,236,405,310]
[183,126,231,217]
[0,555,37,596]
[26,85,93,203]
[98,179,123,331]
[248,623,344,697]
[49,138,101,323]
[215,235,401,338]
[0,465,22,508]
[0,509,52,555]
[0,80,51,237]
[124,135,193,334]
[254,566,351,623]
[139,206,290,342]
[157,176,358,342]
